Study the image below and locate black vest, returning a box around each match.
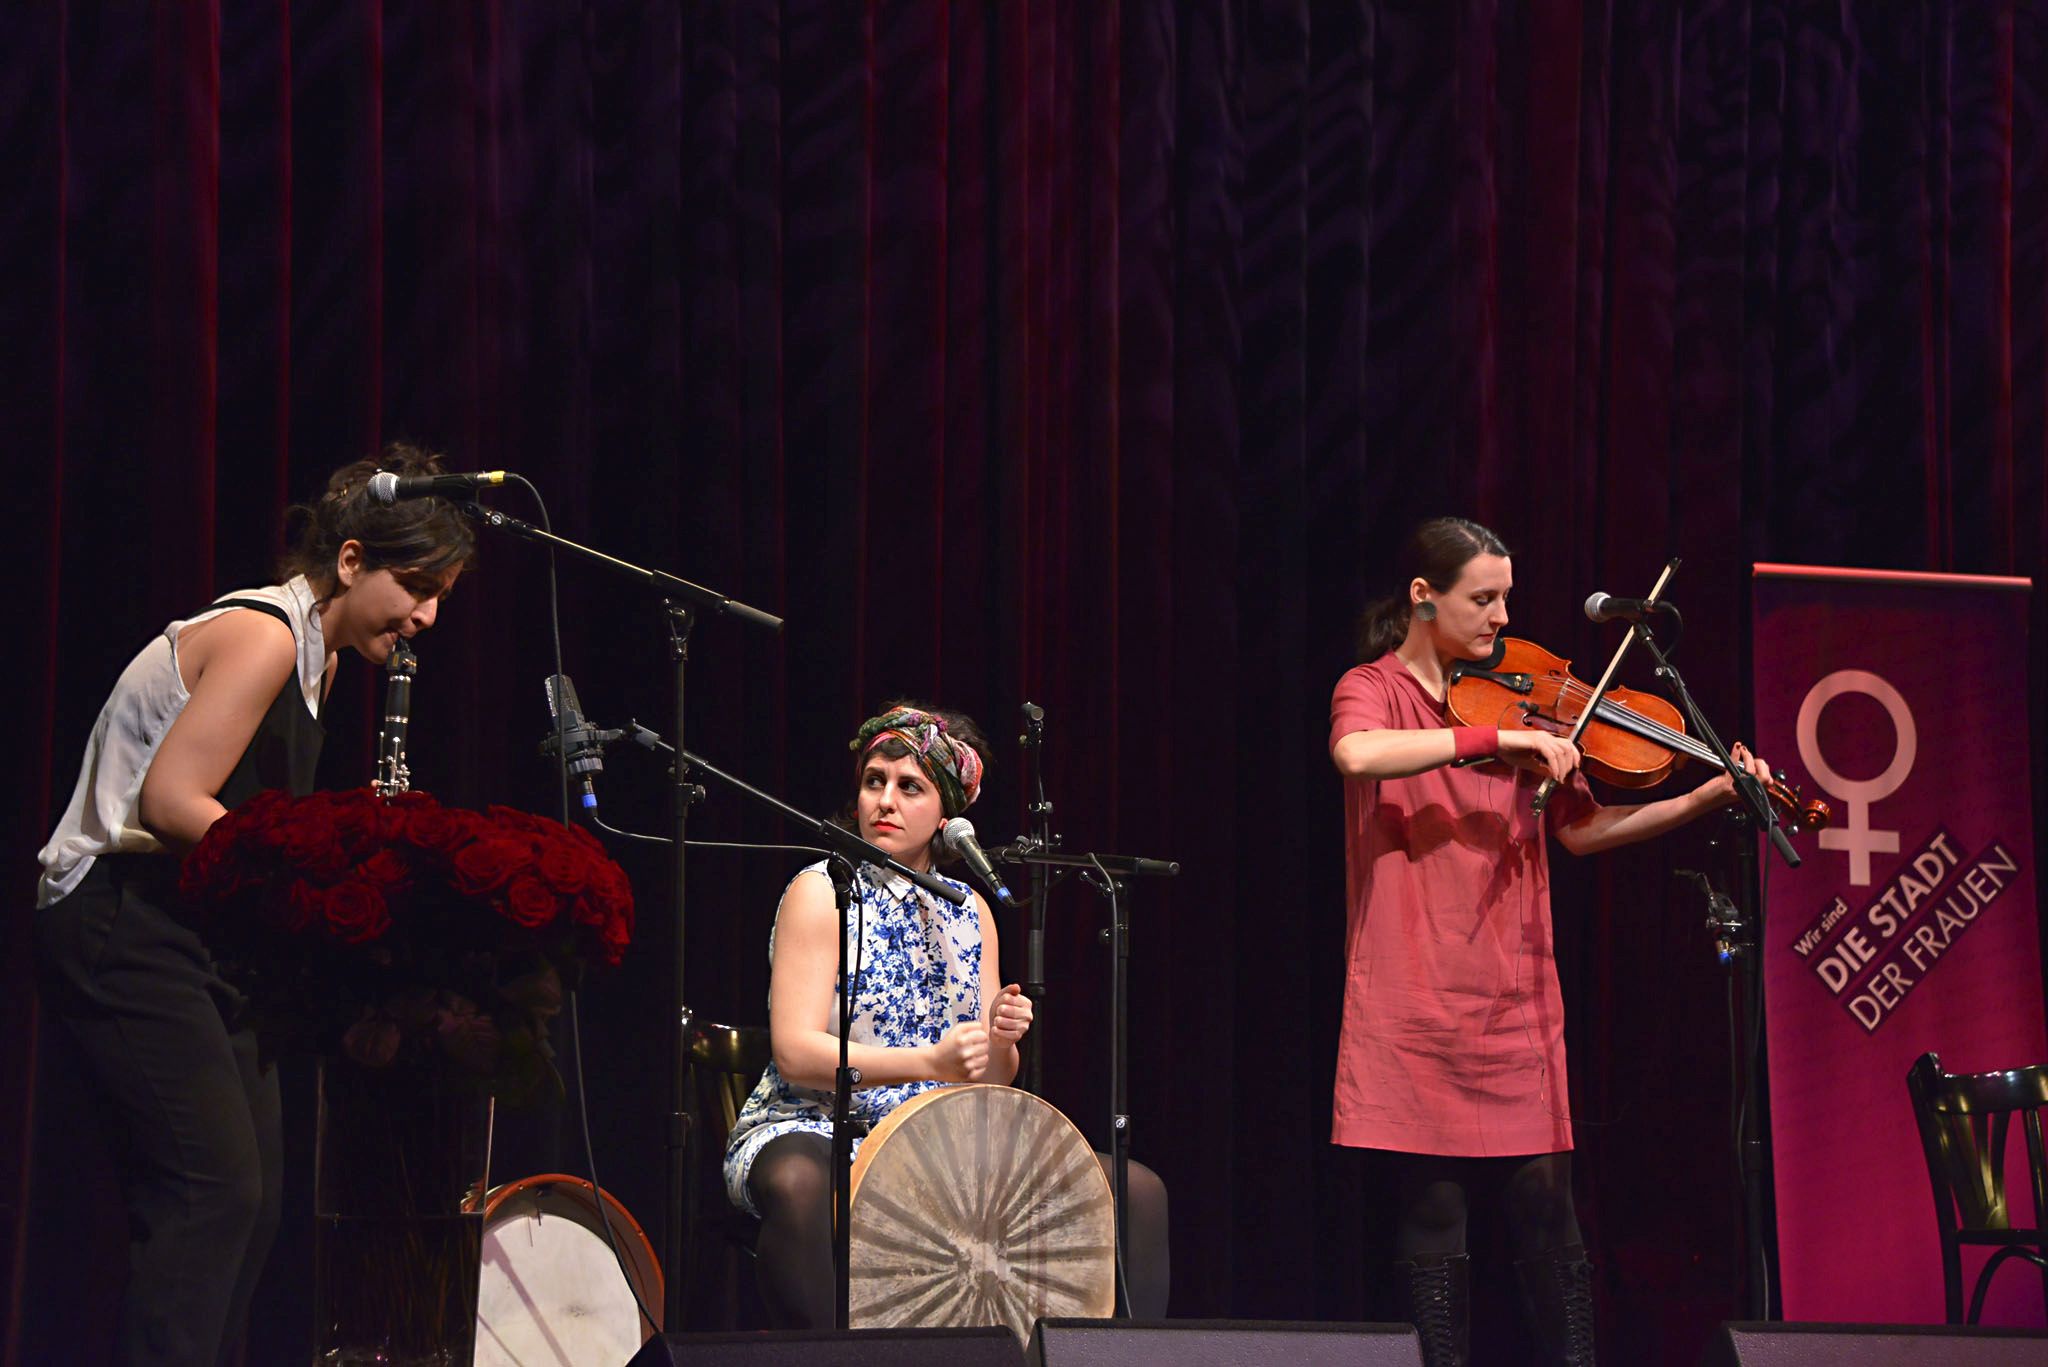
[207,597,327,807]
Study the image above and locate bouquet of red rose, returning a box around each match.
[180,787,635,1103]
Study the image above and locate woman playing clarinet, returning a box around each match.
[33,445,473,1365]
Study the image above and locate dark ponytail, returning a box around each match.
[279,442,477,595]
[1353,517,1511,661]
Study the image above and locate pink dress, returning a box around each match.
[1328,653,1597,1157]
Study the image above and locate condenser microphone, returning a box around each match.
[367,469,507,504]
[542,673,622,811]
[940,818,1016,906]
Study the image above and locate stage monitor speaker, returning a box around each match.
[1702,1320,2048,1365]
[1026,1318,1424,1366]
[626,1325,1023,1365]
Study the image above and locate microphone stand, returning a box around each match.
[461,503,783,1331]
[994,843,1178,1315]
[616,726,967,1331]
[1631,619,1796,1323]
[1018,703,1052,1096]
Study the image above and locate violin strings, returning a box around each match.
[1538,676,1709,753]
[1467,661,1796,804]
[1522,673,1794,806]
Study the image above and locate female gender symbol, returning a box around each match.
[1795,669,1916,886]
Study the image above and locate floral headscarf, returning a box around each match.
[850,706,984,817]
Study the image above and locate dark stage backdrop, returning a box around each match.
[5,3,2046,1363]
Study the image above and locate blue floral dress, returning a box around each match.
[723,859,985,1214]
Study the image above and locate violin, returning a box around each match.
[1445,637,1829,831]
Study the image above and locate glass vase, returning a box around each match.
[313,1058,489,1366]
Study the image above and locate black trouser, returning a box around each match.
[747,1130,1173,1328]
[34,857,282,1367]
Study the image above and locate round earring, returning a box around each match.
[1414,601,1437,622]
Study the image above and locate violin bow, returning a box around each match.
[1531,557,1680,815]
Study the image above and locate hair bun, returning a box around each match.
[376,441,450,477]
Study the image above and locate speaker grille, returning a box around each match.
[627,1325,1023,1366]
[1027,1318,1423,1367]
[1707,1321,2048,1366]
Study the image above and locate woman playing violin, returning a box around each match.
[1327,517,1772,1367]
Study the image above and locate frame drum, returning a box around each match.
[470,1173,662,1365]
[848,1084,1115,1339]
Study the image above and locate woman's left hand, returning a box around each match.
[989,983,1033,1044]
[1692,741,1774,808]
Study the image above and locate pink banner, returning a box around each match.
[1754,565,2043,1325]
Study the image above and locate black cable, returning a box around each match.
[570,985,660,1333]
[1087,852,1133,1317]
[1736,850,1774,1312]
[499,473,653,1332]
[500,474,569,830]
[1720,808,1775,1319]
[590,809,829,863]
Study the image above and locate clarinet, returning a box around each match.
[373,638,417,795]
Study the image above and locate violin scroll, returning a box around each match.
[1771,768,1831,832]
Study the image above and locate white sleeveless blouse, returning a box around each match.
[36,576,327,907]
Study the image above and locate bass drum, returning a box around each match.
[848,1083,1115,1340]
[469,1173,662,1366]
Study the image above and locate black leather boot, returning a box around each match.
[1392,1252,1470,1367]
[1514,1241,1597,1366]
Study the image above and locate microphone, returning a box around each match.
[940,818,1016,906]
[1583,591,1674,625]
[367,469,507,504]
[541,673,622,811]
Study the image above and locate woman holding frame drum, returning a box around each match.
[723,702,1170,1330]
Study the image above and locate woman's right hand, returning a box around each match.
[1497,729,1582,783]
[927,1020,991,1082]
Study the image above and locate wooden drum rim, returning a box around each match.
[471,1171,665,1323]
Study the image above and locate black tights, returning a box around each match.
[747,1133,837,1329]
[748,1131,1172,1329]
[1379,1149,1582,1261]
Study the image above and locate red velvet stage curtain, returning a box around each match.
[5,3,2045,1361]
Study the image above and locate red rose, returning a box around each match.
[591,908,632,966]
[535,842,594,896]
[326,794,380,856]
[236,790,299,849]
[563,822,607,859]
[591,861,634,917]
[401,802,480,855]
[501,874,560,930]
[321,880,391,945]
[180,827,243,902]
[281,816,348,880]
[572,863,634,966]
[485,805,551,834]
[452,837,531,896]
[355,848,412,896]
[375,790,435,838]
[283,879,321,933]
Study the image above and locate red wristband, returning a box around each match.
[1452,725,1499,761]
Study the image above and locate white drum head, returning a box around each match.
[848,1084,1116,1339]
[473,1177,659,1367]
